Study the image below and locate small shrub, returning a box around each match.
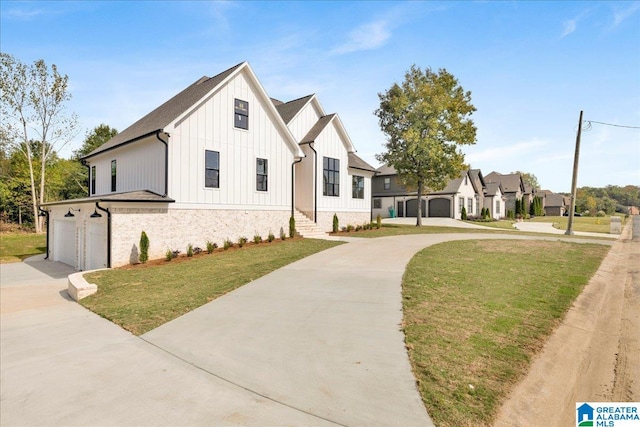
[172,250,181,258]
[461,206,467,220]
[193,247,202,255]
[165,249,173,262]
[346,224,354,232]
[332,213,339,233]
[268,230,275,242]
[253,233,262,244]
[139,231,149,264]
[280,227,286,241]
[238,236,248,247]
[206,240,217,254]
[223,238,233,250]
[355,224,362,231]
[376,213,381,229]
[289,216,296,238]
[186,243,194,257]
[596,210,606,217]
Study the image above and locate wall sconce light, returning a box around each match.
[39,210,48,217]
[64,208,80,217]
[90,209,102,218]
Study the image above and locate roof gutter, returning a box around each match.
[291,157,303,218]
[155,131,169,197]
[81,129,163,161]
[95,202,111,268]
[300,141,317,223]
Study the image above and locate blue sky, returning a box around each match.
[2,0,639,192]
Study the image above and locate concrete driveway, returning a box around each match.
[1,233,614,426]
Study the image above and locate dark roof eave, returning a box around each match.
[40,193,175,207]
[81,129,164,161]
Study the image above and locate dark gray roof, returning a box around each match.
[485,172,523,194]
[545,193,566,207]
[484,182,502,196]
[348,152,376,172]
[300,114,335,144]
[469,169,485,188]
[430,175,465,195]
[274,94,314,124]
[376,164,396,175]
[41,190,175,206]
[83,62,245,159]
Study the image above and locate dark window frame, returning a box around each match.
[352,175,364,199]
[323,157,340,197]
[234,98,249,130]
[205,150,220,189]
[110,160,116,192]
[373,198,382,209]
[384,177,390,190]
[91,165,96,195]
[256,158,268,192]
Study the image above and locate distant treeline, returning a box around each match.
[562,185,640,215]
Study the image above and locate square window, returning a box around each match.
[373,198,382,209]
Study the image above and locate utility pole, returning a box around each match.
[565,110,583,236]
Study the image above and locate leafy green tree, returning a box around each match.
[73,124,118,159]
[0,54,79,232]
[375,65,477,225]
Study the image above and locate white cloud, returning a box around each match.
[612,2,640,28]
[330,20,391,55]
[561,19,577,38]
[4,7,47,20]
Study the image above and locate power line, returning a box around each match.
[586,120,640,129]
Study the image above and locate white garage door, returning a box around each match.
[54,220,76,268]
[86,222,107,270]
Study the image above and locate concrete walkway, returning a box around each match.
[1,233,614,426]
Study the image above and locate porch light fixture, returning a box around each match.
[90,209,102,218]
[38,210,47,217]
[64,208,80,217]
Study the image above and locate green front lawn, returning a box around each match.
[528,215,626,233]
[0,232,47,263]
[403,239,609,427]
[82,238,343,335]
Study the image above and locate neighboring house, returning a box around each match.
[483,182,506,219]
[41,62,374,270]
[536,190,566,216]
[371,166,483,219]
[484,172,525,214]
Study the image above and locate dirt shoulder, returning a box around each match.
[494,216,640,427]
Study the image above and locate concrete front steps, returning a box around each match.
[293,211,329,239]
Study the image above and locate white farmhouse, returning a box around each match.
[42,62,375,270]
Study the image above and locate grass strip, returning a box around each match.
[81,238,343,335]
[402,239,609,427]
[0,233,46,263]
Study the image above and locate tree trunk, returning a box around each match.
[39,142,47,232]
[416,180,423,227]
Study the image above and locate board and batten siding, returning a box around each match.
[167,70,294,209]
[89,138,165,196]
[287,100,323,141]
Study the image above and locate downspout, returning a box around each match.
[300,142,317,223]
[38,207,49,259]
[95,202,111,268]
[291,158,303,218]
[155,131,169,197]
[80,159,91,197]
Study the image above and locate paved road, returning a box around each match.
[1,233,614,426]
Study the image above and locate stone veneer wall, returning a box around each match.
[111,207,291,267]
[315,211,371,232]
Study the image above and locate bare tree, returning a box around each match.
[0,54,79,232]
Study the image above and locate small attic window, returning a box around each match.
[234,99,248,130]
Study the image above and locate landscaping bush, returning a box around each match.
[280,227,286,241]
[289,216,296,238]
[193,247,202,255]
[332,213,339,233]
[346,224,354,232]
[461,206,467,220]
[206,240,217,254]
[165,249,173,262]
[172,250,180,258]
[223,238,233,250]
[186,243,193,257]
[139,231,149,264]
[376,213,382,229]
[596,210,606,217]
[253,233,262,244]
[267,230,275,242]
[238,236,248,247]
